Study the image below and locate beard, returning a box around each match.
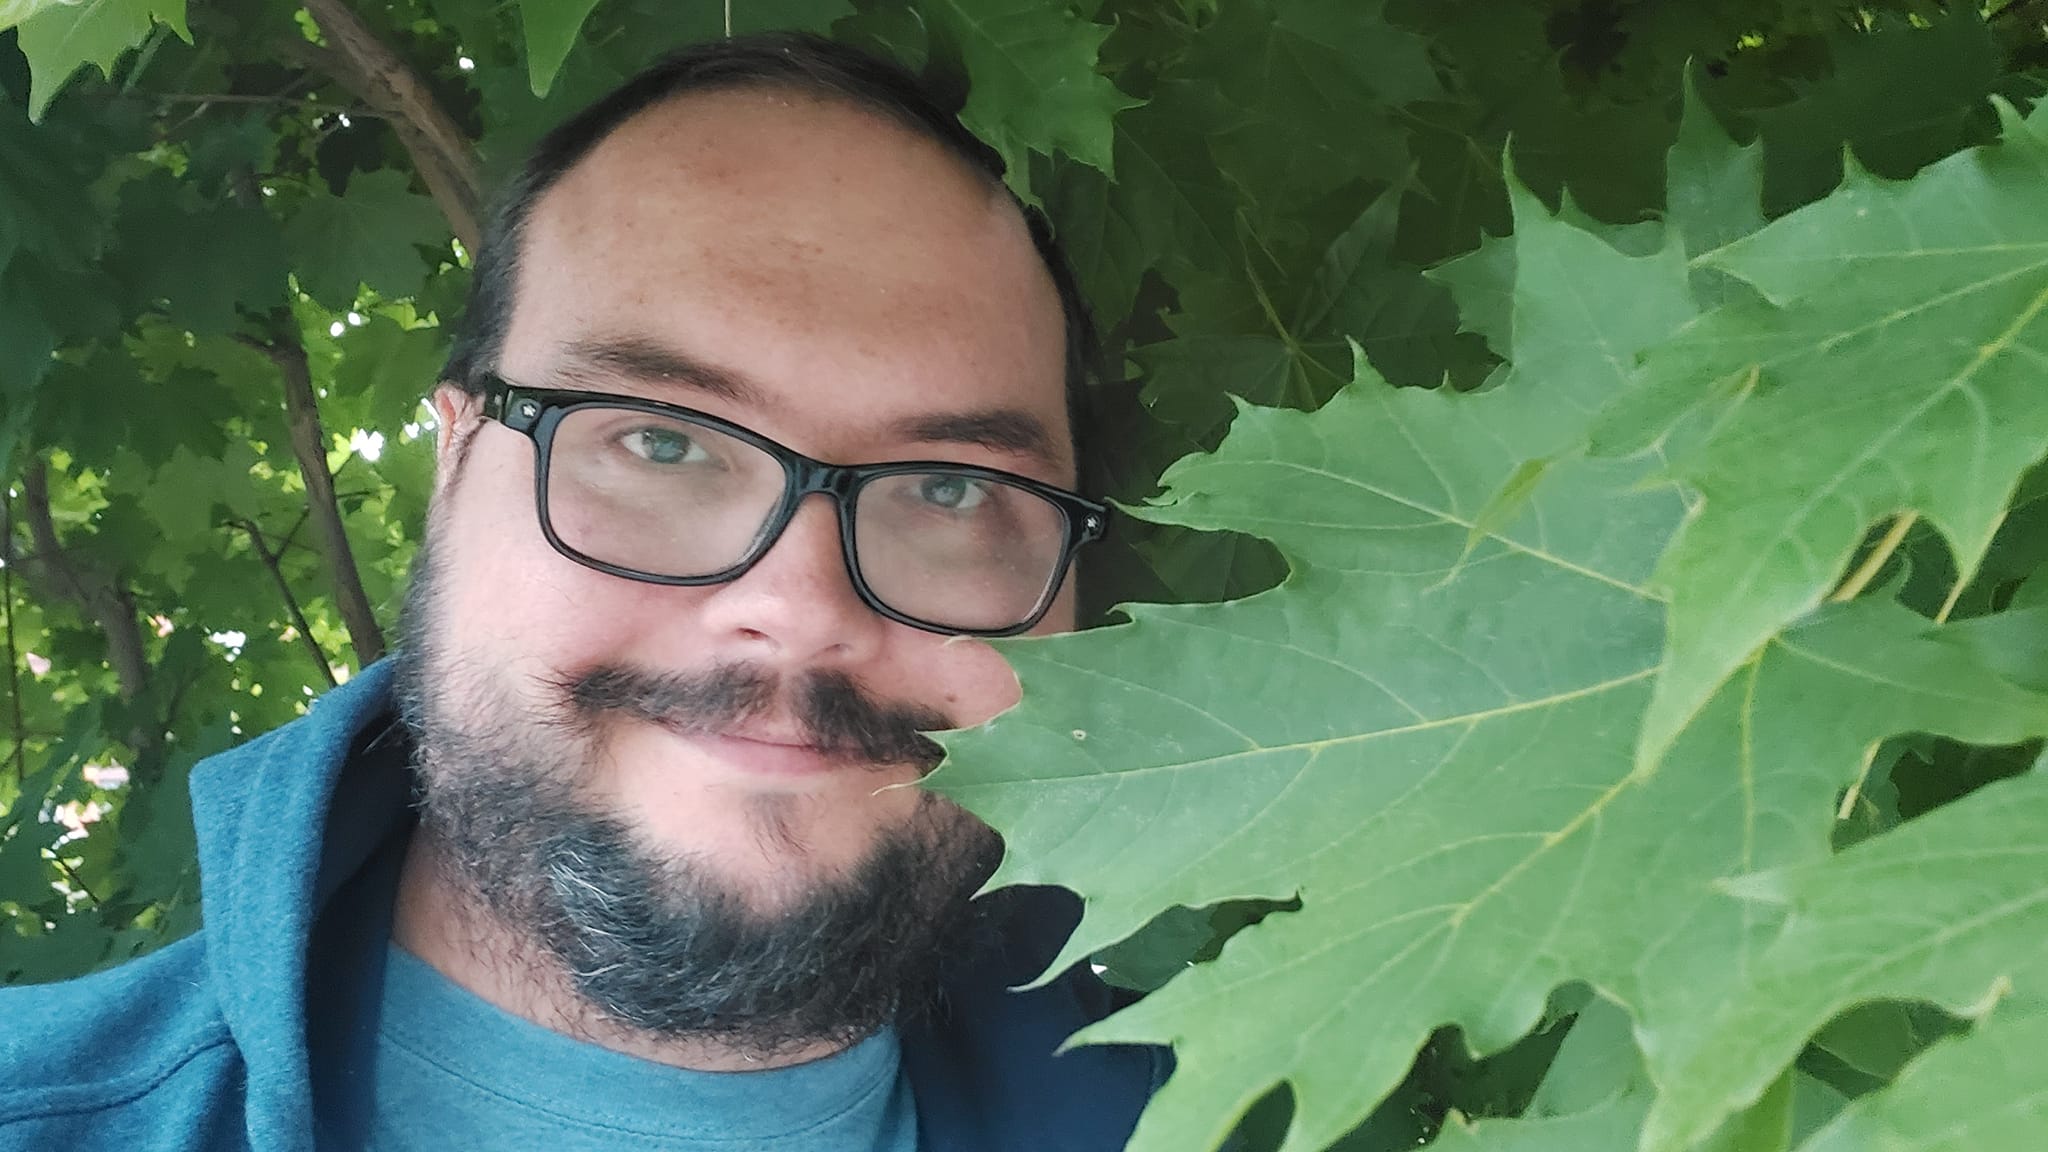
[390,532,1003,1059]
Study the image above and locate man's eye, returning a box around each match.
[919,474,990,511]
[621,427,706,465]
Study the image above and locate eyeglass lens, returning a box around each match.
[541,405,1070,631]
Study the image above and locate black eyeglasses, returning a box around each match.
[478,374,1109,637]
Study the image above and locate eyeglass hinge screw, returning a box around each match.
[1085,514,1102,531]
[517,400,539,419]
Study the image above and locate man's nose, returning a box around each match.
[692,494,887,666]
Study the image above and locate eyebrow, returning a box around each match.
[553,336,769,408]
[890,409,1065,474]
[551,334,1067,473]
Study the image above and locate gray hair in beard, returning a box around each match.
[391,533,1002,1059]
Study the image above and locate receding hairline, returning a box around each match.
[507,78,1064,378]
[532,80,1020,236]
[652,77,1004,178]
[532,68,1011,229]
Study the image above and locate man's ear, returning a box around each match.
[431,383,483,456]
[429,383,486,497]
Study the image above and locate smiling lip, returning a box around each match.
[684,731,846,777]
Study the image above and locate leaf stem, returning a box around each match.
[1835,742,1881,821]
[1829,512,1918,603]
[1932,508,2003,624]
[1934,578,1969,624]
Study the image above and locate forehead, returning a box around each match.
[502,87,1071,473]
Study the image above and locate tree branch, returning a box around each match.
[15,461,150,706]
[148,92,377,114]
[286,0,483,251]
[152,74,322,144]
[274,508,314,557]
[234,519,339,687]
[239,329,387,665]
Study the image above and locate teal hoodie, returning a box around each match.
[0,658,1166,1150]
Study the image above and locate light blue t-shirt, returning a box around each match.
[362,943,919,1151]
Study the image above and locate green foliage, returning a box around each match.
[285,169,447,309]
[14,0,188,119]
[516,0,601,95]
[7,2,2048,1151]
[1621,96,2048,768]
[1793,1003,2048,1151]
[923,0,1136,192]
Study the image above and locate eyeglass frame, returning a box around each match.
[476,372,1111,637]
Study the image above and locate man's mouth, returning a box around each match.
[565,663,946,774]
[690,729,847,777]
[647,717,880,778]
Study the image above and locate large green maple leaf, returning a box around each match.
[1643,768,2048,1150]
[1041,83,1236,332]
[14,0,188,120]
[1618,97,2048,769]
[109,171,289,335]
[327,315,448,433]
[285,169,449,311]
[931,184,2048,1152]
[1135,184,1470,445]
[920,0,1136,191]
[1177,0,1439,215]
[0,0,75,30]
[1747,9,2000,214]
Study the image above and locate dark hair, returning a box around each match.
[441,31,1098,481]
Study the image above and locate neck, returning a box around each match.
[389,828,850,1073]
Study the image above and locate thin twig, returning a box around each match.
[148,92,376,115]
[3,491,23,787]
[152,74,322,143]
[235,519,339,687]
[48,854,102,908]
[1829,512,1918,603]
[275,508,315,556]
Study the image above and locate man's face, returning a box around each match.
[400,89,1075,1049]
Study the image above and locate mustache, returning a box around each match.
[556,663,951,771]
